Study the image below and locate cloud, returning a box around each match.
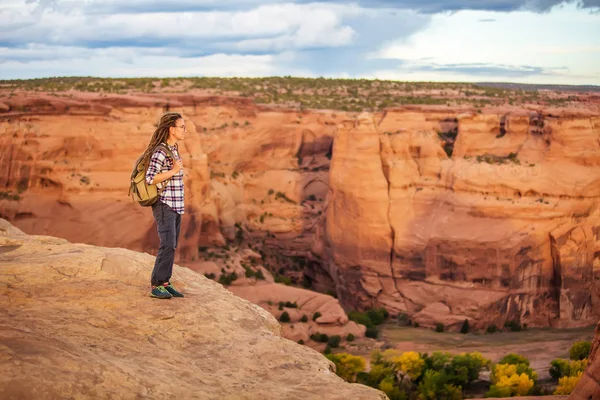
[1,0,598,84]
[0,46,282,78]
[0,2,431,77]
[18,0,600,16]
[0,3,363,52]
[406,61,564,77]
[294,0,600,13]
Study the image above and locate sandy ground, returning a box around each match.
[378,323,595,379]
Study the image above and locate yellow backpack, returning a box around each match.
[128,144,174,207]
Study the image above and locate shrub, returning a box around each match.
[554,372,583,395]
[348,308,389,329]
[570,341,591,361]
[255,269,265,280]
[379,376,409,400]
[486,324,498,334]
[0,191,21,201]
[275,191,296,204]
[348,311,373,327]
[451,352,490,386]
[549,358,571,381]
[435,323,444,333]
[460,319,470,334]
[279,311,290,323]
[504,319,523,332]
[485,385,511,398]
[498,372,534,396]
[274,275,292,285]
[424,352,452,372]
[417,370,462,400]
[300,314,308,323]
[298,339,304,345]
[395,351,425,380]
[323,345,332,355]
[218,272,238,286]
[570,358,589,376]
[365,327,379,339]
[326,353,366,382]
[312,312,322,321]
[490,361,537,397]
[499,353,530,367]
[367,308,389,325]
[346,333,355,342]
[549,358,588,381]
[328,335,341,348]
[310,333,329,343]
[397,313,410,326]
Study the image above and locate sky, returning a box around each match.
[0,0,599,84]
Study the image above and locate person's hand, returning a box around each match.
[171,159,183,174]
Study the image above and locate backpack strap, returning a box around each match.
[153,143,177,192]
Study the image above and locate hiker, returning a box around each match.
[142,111,186,299]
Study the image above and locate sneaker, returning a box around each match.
[163,282,184,298]
[150,285,172,299]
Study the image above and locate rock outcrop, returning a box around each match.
[0,219,385,400]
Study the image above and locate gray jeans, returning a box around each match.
[151,201,181,286]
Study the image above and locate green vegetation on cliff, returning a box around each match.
[0,76,584,111]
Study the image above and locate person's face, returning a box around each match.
[169,118,187,141]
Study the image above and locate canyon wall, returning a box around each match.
[313,109,600,330]
[1,92,599,330]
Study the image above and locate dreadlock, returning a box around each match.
[139,112,182,167]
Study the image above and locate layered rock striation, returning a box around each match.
[312,109,600,330]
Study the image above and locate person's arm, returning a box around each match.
[145,150,183,185]
[152,161,182,184]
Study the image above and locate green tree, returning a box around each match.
[460,319,470,334]
[279,311,290,323]
[569,341,591,361]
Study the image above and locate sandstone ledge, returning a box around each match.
[0,219,385,400]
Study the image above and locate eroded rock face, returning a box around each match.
[0,219,385,400]
[313,109,600,330]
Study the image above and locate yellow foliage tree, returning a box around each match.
[495,372,534,396]
[326,353,366,382]
[393,351,425,381]
[492,363,517,383]
[554,371,583,395]
[569,359,588,376]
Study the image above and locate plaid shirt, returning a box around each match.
[145,143,185,214]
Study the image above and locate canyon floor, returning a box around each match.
[380,324,595,378]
